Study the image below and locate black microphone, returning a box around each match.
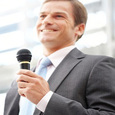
[16,49,32,70]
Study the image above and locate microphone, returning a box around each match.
[16,49,32,70]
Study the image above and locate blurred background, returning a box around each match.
[0,0,115,114]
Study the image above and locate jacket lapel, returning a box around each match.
[48,48,85,92]
[34,108,42,115]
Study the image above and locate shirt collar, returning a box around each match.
[48,45,75,68]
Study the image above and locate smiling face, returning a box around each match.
[36,1,84,54]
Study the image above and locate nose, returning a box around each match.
[42,15,53,25]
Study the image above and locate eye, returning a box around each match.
[40,14,46,19]
[57,15,62,17]
[55,15,64,19]
[56,15,63,17]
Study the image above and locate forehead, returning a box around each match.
[41,1,73,16]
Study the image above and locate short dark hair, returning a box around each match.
[43,0,88,26]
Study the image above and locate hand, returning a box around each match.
[16,69,50,104]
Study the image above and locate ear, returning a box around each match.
[74,23,85,40]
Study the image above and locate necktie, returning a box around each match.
[19,57,52,115]
[35,57,52,78]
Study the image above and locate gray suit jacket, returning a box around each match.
[4,48,115,115]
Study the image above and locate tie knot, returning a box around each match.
[40,57,52,67]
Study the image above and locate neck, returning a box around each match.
[42,44,75,56]
[43,46,59,56]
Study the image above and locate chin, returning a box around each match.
[40,36,55,42]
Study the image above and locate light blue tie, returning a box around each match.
[35,57,52,78]
[19,57,52,115]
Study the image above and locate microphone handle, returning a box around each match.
[20,61,30,70]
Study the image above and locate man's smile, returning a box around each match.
[41,29,57,32]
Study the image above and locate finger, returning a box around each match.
[18,88,26,97]
[17,74,35,83]
[17,69,40,78]
[17,81,29,88]
[18,86,36,98]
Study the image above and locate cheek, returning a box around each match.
[57,23,67,34]
[36,21,41,31]
[60,20,73,31]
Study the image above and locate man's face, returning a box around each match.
[36,1,77,50]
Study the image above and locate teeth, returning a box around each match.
[42,30,54,32]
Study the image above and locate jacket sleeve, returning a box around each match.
[44,57,115,115]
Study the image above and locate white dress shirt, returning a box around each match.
[36,45,75,112]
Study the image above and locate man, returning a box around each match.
[4,0,115,115]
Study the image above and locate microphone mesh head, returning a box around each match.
[16,49,32,62]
